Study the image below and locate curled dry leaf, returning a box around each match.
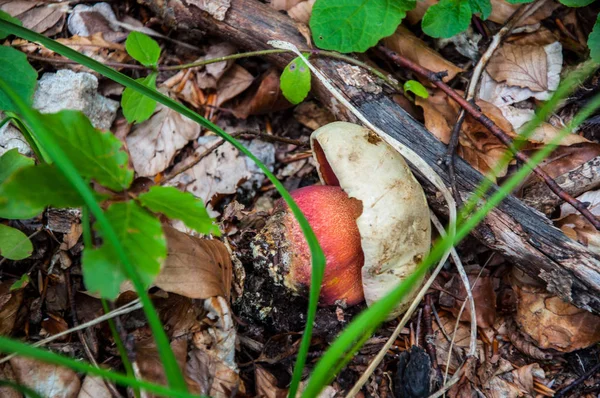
[556,190,600,254]
[487,43,552,92]
[10,357,80,398]
[383,26,463,84]
[482,363,546,398]
[215,64,254,106]
[270,0,315,24]
[255,366,287,398]
[0,0,66,35]
[526,143,600,180]
[77,375,112,398]
[126,97,201,177]
[439,271,496,329]
[511,268,600,352]
[154,226,233,300]
[233,68,293,118]
[0,279,23,336]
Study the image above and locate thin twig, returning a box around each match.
[555,360,600,397]
[379,44,600,230]
[0,299,142,365]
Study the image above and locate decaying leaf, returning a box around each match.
[487,44,551,92]
[10,357,80,398]
[383,26,463,84]
[126,98,201,177]
[187,0,231,21]
[511,268,600,352]
[233,68,293,118]
[0,1,67,35]
[270,0,315,24]
[215,64,254,106]
[433,314,485,372]
[255,366,287,398]
[293,101,336,130]
[0,363,20,398]
[0,280,23,336]
[481,363,546,398]
[439,271,496,329]
[67,3,123,42]
[154,226,233,300]
[556,190,600,254]
[77,375,112,398]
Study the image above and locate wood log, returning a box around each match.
[141,0,600,313]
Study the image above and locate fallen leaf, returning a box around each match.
[77,375,112,398]
[0,1,66,35]
[439,271,496,329]
[41,313,69,339]
[167,137,275,210]
[154,226,233,300]
[255,366,287,398]
[487,44,550,92]
[197,43,238,89]
[556,190,600,254]
[10,357,80,398]
[433,314,485,373]
[67,3,124,43]
[187,0,231,21]
[482,363,546,398]
[383,26,463,84]
[511,267,600,352]
[270,0,315,23]
[525,142,600,179]
[233,68,293,118]
[187,348,241,398]
[0,363,21,398]
[126,97,201,177]
[293,101,336,130]
[0,280,23,336]
[215,64,254,106]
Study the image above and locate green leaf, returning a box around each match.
[0,224,32,260]
[504,0,534,3]
[0,11,21,39]
[0,46,37,112]
[558,0,594,6]
[138,186,220,236]
[403,80,429,98]
[121,73,158,124]
[280,57,312,105]
[0,148,34,185]
[125,31,161,67]
[83,201,166,299]
[310,0,416,53]
[10,273,30,291]
[468,0,491,19]
[40,111,133,191]
[0,164,86,219]
[422,0,472,38]
[589,14,600,63]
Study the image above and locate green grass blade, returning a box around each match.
[0,19,325,395]
[0,336,204,398]
[0,79,187,392]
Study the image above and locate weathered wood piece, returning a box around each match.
[142,0,600,313]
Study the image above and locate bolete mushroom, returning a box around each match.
[253,122,431,318]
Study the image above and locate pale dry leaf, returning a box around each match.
[288,0,315,24]
[187,0,231,21]
[215,64,254,106]
[197,43,237,89]
[270,0,304,10]
[487,44,549,92]
[77,375,112,398]
[126,99,201,177]
[255,366,287,398]
[482,363,545,398]
[154,226,233,300]
[509,28,558,47]
[67,3,124,42]
[383,26,462,84]
[10,357,80,398]
[0,1,66,35]
[187,348,240,398]
[511,269,600,352]
[167,137,275,208]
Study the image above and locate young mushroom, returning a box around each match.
[253,122,431,318]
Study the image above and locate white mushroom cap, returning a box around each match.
[311,122,431,319]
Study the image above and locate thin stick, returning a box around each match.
[379,44,600,230]
[0,299,142,365]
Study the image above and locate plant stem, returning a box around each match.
[379,44,600,231]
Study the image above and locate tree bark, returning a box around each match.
[141,0,600,314]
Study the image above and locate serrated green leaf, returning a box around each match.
[422,0,472,38]
[0,148,34,185]
[0,46,37,112]
[121,73,158,124]
[468,0,491,19]
[0,164,86,219]
[39,111,133,191]
[558,0,594,5]
[10,273,29,291]
[403,80,429,98]
[589,14,600,63]
[83,201,166,299]
[138,186,220,236]
[0,11,21,40]
[310,0,416,53]
[125,31,161,67]
[280,57,311,105]
[0,224,32,260]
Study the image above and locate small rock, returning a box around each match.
[0,113,32,157]
[33,70,119,131]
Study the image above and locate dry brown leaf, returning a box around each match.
[556,190,600,254]
[255,366,287,398]
[0,1,66,35]
[270,0,314,23]
[10,357,80,398]
[67,3,124,43]
[383,26,463,84]
[0,363,21,398]
[482,363,545,398]
[197,43,238,90]
[433,314,485,372]
[508,28,559,47]
[0,280,23,336]
[155,227,233,300]
[511,267,600,352]
[187,348,241,398]
[487,44,550,92]
[77,376,112,398]
[233,68,293,118]
[525,142,600,179]
[187,0,231,21]
[293,101,336,130]
[439,272,497,329]
[215,64,254,106]
[126,98,201,177]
